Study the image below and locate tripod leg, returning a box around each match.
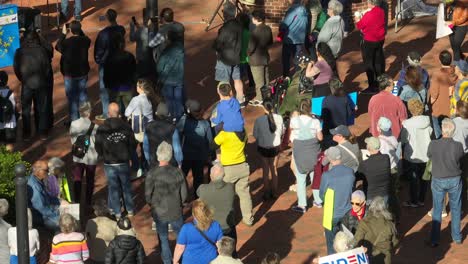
[205,0,225,32]
[56,0,60,28]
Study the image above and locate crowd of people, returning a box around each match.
[0,0,467,263]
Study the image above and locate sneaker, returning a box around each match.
[289,184,297,192]
[168,223,173,232]
[152,222,157,231]
[137,169,144,178]
[313,202,323,208]
[96,114,106,121]
[237,96,247,108]
[292,205,307,213]
[403,201,419,208]
[428,210,448,218]
[127,212,134,217]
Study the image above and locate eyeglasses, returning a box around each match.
[351,202,363,206]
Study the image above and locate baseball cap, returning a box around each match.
[455,59,468,75]
[365,137,381,150]
[325,146,341,161]
[186,99,201,113]
[329,125,351,137]
[377,117,392,132]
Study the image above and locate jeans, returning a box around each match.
[61,0,82,18]
[407,161,427,204]
[21,86,52,137]
[72,163,96,205]
[103,163,135,217]
[282,43,303,77]
[360,40,385,88]
[432,116,442,139]
[325,218,342,255]
[431,176,462,244]
[294,160,322,207]
[162,82,184,120]
[64,75,88,121]
[449,25,467,62]
[154,216,184,264]
[182,160,205,196]
[98,66,109,118]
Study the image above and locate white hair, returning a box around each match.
[441,118,456,138]
[328,0,344,15]
[333,231,354,253]
[0,199,8,218]
[368,196,392,221]
[351,190,366,202]
[48,157,65,174]
[157,141,173,162]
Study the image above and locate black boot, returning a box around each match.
[74,181,82,203]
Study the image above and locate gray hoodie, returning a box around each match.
[401,115,432,163]
[452,117,468,153]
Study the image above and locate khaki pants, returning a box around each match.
[224,162,253,225]
[250,65,270,101]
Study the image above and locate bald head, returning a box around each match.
[33,160,49,180]
[210,163,225,182]
[108,103,120,118]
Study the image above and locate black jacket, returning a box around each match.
[213,19,242,66]
[248,23,273,66]
[103,50,136,91]
[14,39,53,90]
[55,32,91,77]
[105,235,145,264]
[95,117,137,164]
[94,25,126,65]
[145,165,188,222]
[145,117,177,166]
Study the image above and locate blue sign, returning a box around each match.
[0,4,20,68]
[311,91,358,125]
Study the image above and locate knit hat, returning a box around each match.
[407,51,422,67]
[365,136,381,151]
[325,146,342,161]
[117,217,136,236]
[377,117,392,132]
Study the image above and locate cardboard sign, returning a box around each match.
[436,3,452,39]
[319,247,368,264]
[0,4,20,68]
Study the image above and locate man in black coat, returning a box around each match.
[14,30,54,140]
[55,21,91,123]
[213,1,244,106]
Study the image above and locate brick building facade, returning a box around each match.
[242,0,396,29]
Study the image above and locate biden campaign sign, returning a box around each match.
[319,247,368,264]
[0,4,20,68]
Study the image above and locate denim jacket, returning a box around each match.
[156,42,184,85]
[27,174,60,225]
[279,4,309,44]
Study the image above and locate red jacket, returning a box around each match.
[357,6,386,42]
[368,91,408,138]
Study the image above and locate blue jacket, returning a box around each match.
[280,4,309,44]
[177,115,214,161]
[211,98,244,132]
[319,164,355,219]
[157,42,184,85]
[27,174,60,226]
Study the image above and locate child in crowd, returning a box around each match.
[105,217,145,264]
[0,71,16,151]
[211,82,245,133]
[8,209,40,264]
[46,157,72,203]
[50,213,89,263]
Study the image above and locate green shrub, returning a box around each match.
[0,146,31,224]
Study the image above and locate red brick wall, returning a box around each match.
[246,0,395,29]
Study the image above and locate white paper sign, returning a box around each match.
[319,247,368,264]
[60,203,80,220]
[436,3,452,39]
[0,14,18,26]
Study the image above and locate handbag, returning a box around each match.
[130,103,147,143]
[192,223,217,248]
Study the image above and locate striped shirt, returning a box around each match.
[50,232,89,263]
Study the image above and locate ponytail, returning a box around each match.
[263,99,277,133]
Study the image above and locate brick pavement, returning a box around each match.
[3,0,467,263]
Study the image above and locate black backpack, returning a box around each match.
[72,122,95,159]
[0,90,14,123]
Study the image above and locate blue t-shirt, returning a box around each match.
[211,98,244,132]
[177,221,224,264]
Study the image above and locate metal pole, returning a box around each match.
[146,0,159,32]
[14,164,29,264]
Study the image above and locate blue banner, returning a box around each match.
[0,4,20,68]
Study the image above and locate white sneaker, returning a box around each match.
[137,169,144,178]
[168,223,174,232]
[152,222,157,231]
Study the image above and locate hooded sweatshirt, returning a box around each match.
[453,117,468,153]
[104,234,145,264]
[400,115,432,163]
[95,118,137,164]
[211,98,244,132]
